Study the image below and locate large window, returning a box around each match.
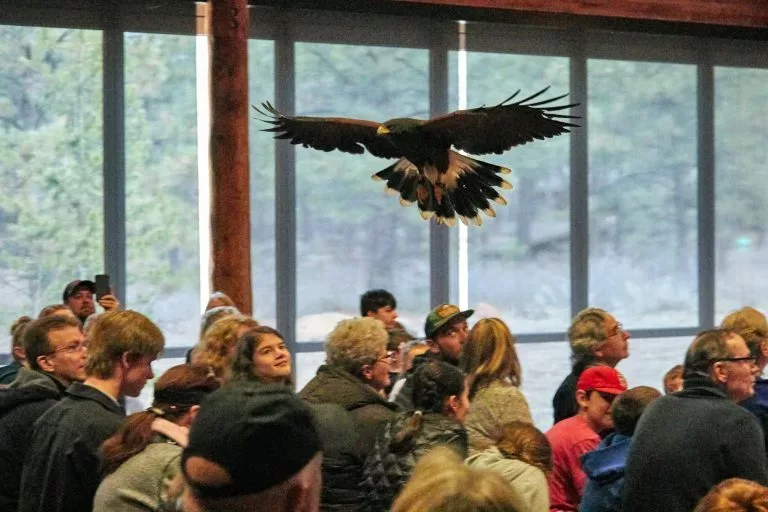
[0,26,103,328]
[714,66,768,321]
[248,39,277,327]
[125,33,200,348]
[294,42,431,341]
[1,6,767,436]
[458,52,571,333]
[588,59,698,328]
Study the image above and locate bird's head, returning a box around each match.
[377,118,420,137]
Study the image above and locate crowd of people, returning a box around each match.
[2,281,768,511]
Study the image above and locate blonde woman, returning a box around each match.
[391,446,520,512]
[460,317,532,454]
[466,421,552,512]
[192,314,258,380]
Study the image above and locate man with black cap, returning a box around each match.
[181,384,322,512]
[392,303,473,410]
[62,279,120,324]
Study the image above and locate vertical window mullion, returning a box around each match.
[698,45,716,329]
[103,11,127,305]
[570,34,589,317]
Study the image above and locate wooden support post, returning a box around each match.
[208,0,252,315]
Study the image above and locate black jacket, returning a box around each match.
[18,382,125,512]
[300,365,399,512]
[361,411,467,512]
[623,377,768,512]
[552,369,580,424]
[0,368,66,511]
[392,351,442,411]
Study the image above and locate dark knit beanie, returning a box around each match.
[182,384,320,498]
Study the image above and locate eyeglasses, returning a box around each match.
[375,351,394,364]
[607,323,626,338]
[711,356,757,365]
[47,342,88,355]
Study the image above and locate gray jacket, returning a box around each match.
[93,437,181,512]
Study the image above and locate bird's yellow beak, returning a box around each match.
[377,126,390,136]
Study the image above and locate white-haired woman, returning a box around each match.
[299,317,399,512]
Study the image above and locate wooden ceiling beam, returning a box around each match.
[381,0,768,29]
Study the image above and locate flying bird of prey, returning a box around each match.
[255,87,578,226]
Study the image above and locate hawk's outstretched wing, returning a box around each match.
[254,102,402,159]
[421,87,580,156]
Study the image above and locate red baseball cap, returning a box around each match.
[577,366,628,394]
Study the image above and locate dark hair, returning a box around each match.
[684,328,736,378]
[10,316,33,361]
[23,315,82,371]
[390,360,465,454]
[360,289,396,317]
[100,364,220,475]
[230,326,292,386]
[610,386,662,436]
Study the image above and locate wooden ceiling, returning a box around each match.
[247,0,768,35]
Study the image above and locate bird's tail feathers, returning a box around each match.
[450,154,513,225]
[372,159,457,226]
[372,155,511,227]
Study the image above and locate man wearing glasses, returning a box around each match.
[623,329,768,512]
[0,315,86,511]
[553,307,630,425]
[546,365,628,512]
[18,310,165,512]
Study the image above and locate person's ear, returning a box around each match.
[37,354,55,373]
[592,342,605,359]
[187,405,201,424]
[711,361,728,383]
[426,338,439,354]
[284,477,309,512]
[444,395,459,416]
[576,389,590,407]
[120,351,139,371]
[12,345,26,362]
[360,364,374,381]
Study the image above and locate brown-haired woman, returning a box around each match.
[230,326,293,386]
[466,421,552,512]
[93,364,220,512]
[460,317,533,454]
